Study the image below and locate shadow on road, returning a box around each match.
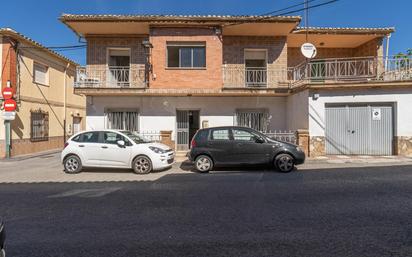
[179,160,296,174]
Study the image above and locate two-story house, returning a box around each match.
[0,28,86,158]
[60,14,412,157]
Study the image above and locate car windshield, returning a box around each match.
[120,131,151,144]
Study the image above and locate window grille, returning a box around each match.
[235,110,269,132]
[30,111,49,141]
[106,111,139,132]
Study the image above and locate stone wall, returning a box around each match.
[396,136,412,156]
[309,136,325,157]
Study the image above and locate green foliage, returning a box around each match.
[394,49,412,68]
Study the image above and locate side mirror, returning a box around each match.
[255,137,265,144]
[117,140,125,147]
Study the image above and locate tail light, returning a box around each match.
[64,142,69,149]
[191,138,197,148]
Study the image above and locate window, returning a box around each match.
[77,132,100,143]
[103,132,130,145]
[167,43,206,68]
[211,129,230,140]
[236,110,269,132]
[30,111,49,142]
[232,129,257,142]
[33,62,49,85]
[106,110,139,131]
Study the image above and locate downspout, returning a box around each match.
[385,33,391,71]
[63,62,70,144]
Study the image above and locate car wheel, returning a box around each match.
[133,156,152,174]
[63,155,82,174]
[195,155,213,173]
[275,153,295,173]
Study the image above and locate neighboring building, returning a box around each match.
[0,28,86,158]
[60,14,412,156]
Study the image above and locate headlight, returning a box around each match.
[296,146,303,152]
[149,146,166,154]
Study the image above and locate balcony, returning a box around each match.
[290,56,412,85]
[223,56,412,89]
[75,66,146,88]
[222,66,289,89]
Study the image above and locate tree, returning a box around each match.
[394,49,411,68]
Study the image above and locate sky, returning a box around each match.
[0,0,410,65]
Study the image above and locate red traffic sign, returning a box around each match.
[1,87,14,99]
[3,99,17,111]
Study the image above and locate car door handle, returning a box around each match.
[78,145,85,147]
[101,146,108,149]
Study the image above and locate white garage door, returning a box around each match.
[325,104,393,155]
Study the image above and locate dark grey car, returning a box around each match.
[189,126,305,173]
[0,219,5,257]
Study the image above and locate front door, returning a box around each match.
[230,128,270,164]
[99,131,132,167]
[176,110,200,151]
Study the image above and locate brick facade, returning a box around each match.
[87,36,146,67]
[223,36,288,82]
[150,27,223,89]
[1,36,17,89]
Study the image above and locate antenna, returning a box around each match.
[301,0,317,59]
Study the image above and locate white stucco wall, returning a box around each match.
[309,88,412,137]
[86,96,288,138]
[286,89,309,131]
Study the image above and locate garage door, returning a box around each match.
[325,104,393,155]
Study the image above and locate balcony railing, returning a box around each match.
[75,56,411,90]
[223,66,288,88]
[75,66,146,88]
[290,56,412,84]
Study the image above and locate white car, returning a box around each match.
[61,130,175,174]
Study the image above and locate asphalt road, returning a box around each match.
[1,165,412,257]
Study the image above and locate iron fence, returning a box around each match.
[263,130,297,144]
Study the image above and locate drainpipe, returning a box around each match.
[63,62,70,144]
[385,33,391,71]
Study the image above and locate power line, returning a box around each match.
[223,0,340,28]
[256,0,318,17]
[275,0,339,16]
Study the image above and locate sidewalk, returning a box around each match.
[0,149,62,162]
[1,152,412,184]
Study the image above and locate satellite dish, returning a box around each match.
[301,43,317,59]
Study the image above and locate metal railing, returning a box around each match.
[75,66,146,88]
[382,57,412,81]
[290,56,412,84]
[263,130,297,144]
[223,66,288,88]
[75,56,412,90]
[138,130,162,142]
